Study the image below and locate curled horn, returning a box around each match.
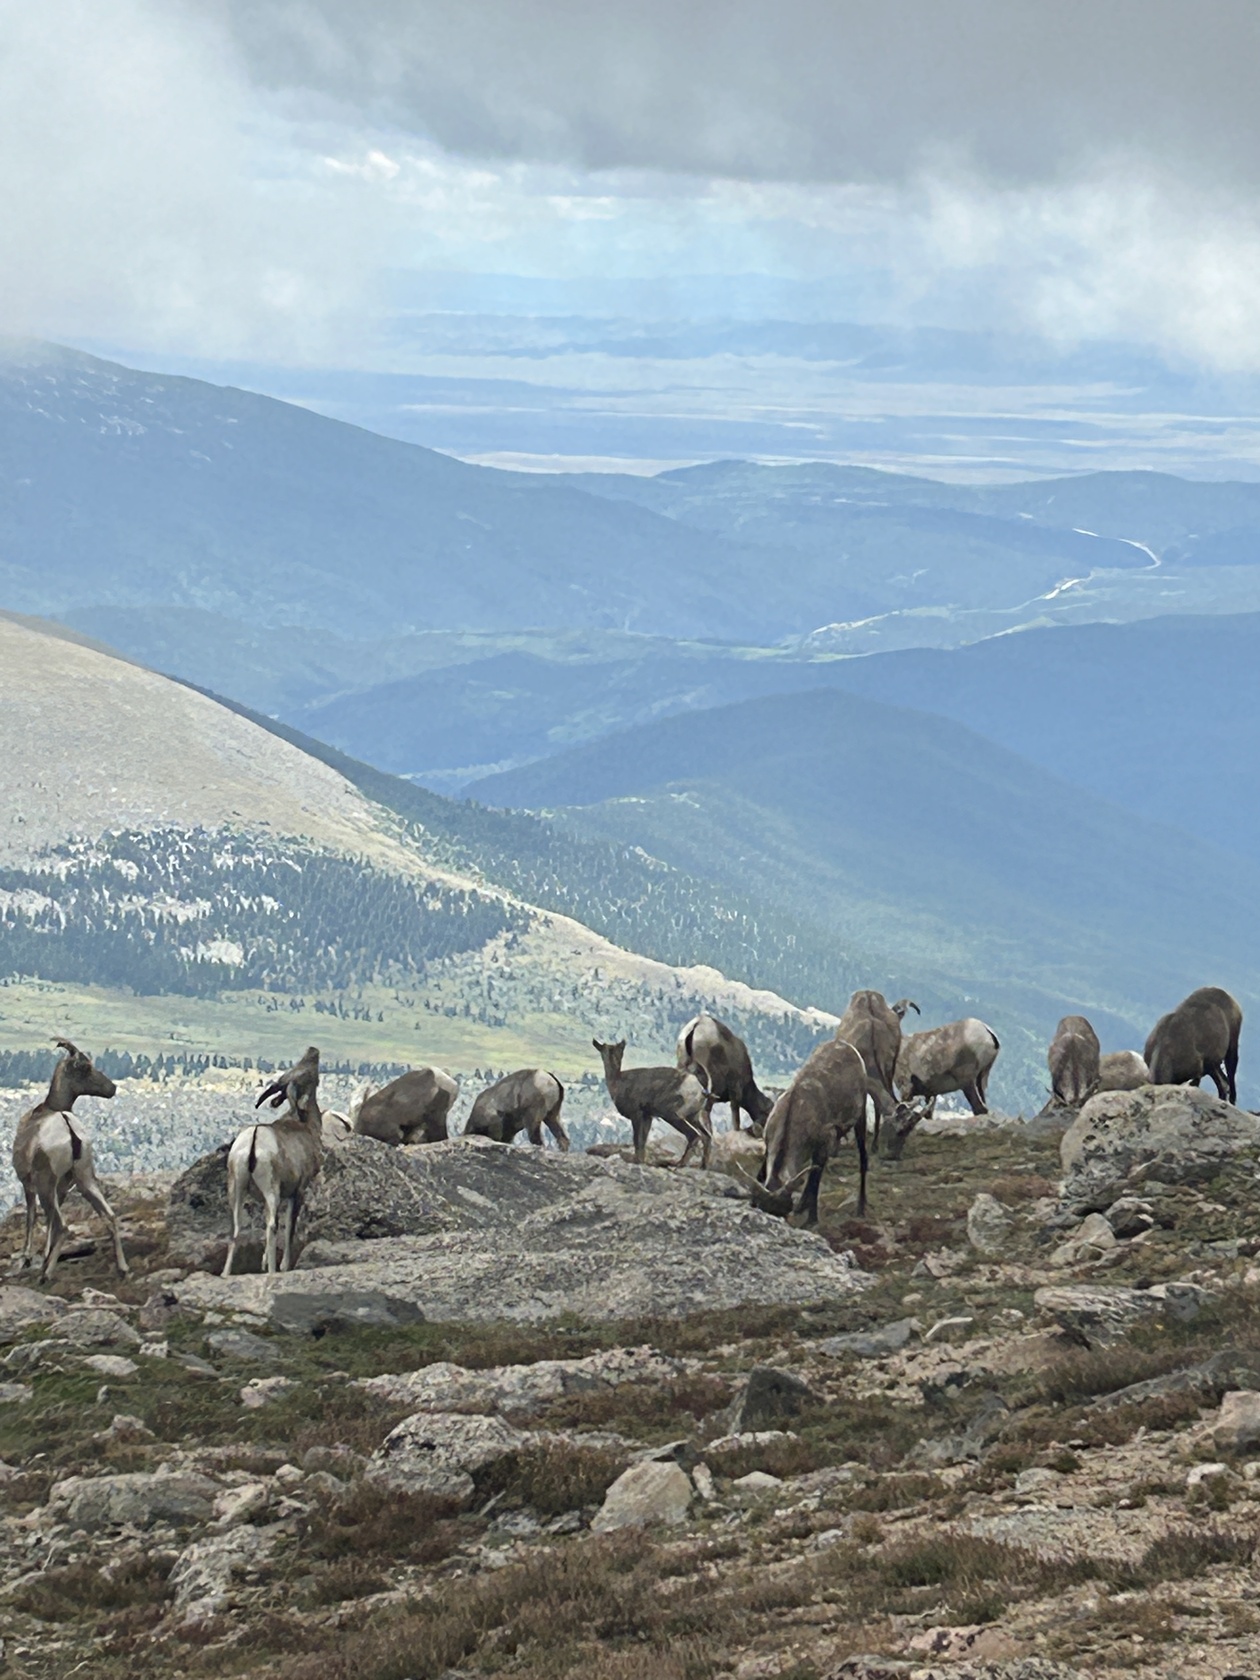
[54,1038,82,1058]
[731,1160,808,1219]
[892,999,920,1020]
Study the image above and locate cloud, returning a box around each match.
[198,0,1260,189]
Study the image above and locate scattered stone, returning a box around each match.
[82,1354,138,1379]
[367,1411,528,1503]
[99,1414,154,1443]
[924,1315,974,1343]
[0,1382,32,1405]
[60,1309,142,1350]
[168,1525,275,1618]
[1213,1389,1260,1452]
[301,1444,367,1478]
[212,1483,271,1527]
[726,1365,817,1432]
[1094,1350,1260,1412]
[590,1459,692,1532]
[175,1353,219,1379]
[1061,1085,1260,1207]
[917,1392,1009,1466]
[708,1430,795,1455]
[1014,1467,1062,1494]
[1103,1196,1156,1239]
[1034,1284,1165,1348]
[207,1328,282,1363]
[705,1129,767,1180]
[239,1376,296,1410]
[967,1193,1013,1256]
[1050,1211,1117,1267]
[45,1470,218,1531]
[691,1462,716,1501]
[138,1340,169,1359]
[359,1345,683,1417]
[1186,1461,1232,1488]
[0,1285,67,1344]
[732,1470,783,1494]
[817,1318,918,1358]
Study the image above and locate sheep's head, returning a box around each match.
[880,1099,929,1160]
[592,1039,626,1074]
[54,1039,116,1101]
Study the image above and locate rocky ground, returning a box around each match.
[4,1089,1260,1679]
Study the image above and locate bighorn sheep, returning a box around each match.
[593,1039,713,1168]
[889,1017,1000,1158]
[465,1069,569,1150]
[1048,1015,1101,1107]
[676,1014,773,1134]
[1097,1050,1149,1092]
[1144,986,1243,1102]
[833,990,918,1145]
[352,1066,458,1146]
[223,1046,324,1276]
[12,1040,127,1283]
[749,1039,869,1223]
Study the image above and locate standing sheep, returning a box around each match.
[465,1069,569,1150]
[676,1014,773,1134]
[753,1039,869,1223]
[888,1017,1000,1159]
[1144,987,1243,1102]
[1048,1015,1101,1107]
[834,989,916,1144]
[353,1067,459,1145]
[593,1039,712,1168]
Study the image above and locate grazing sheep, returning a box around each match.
[751,1039,869,1223]
[1048,1015,1102,1107]
[1144,986,1243,1102]
[465,1069,569,1150]
[1097,1050,1149,1092]
[593,1039,712,1168]
[11,1040,127,1283]
[833,989,915,1145]
[223,1047,324,1276]
[676,1014,773,1134]
[888,1017,1000,1159]
[353,1067,459,1146]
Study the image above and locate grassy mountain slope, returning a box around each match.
[467,687,1260,1100]
[0,340,818,644]
[0,616,834,1083]
[814,614,1260,866]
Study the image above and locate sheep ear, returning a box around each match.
[592,1039,603,1051]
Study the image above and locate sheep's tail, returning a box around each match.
[247,1127,259,1176]
[65,1117,83,1161]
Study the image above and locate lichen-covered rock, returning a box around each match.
[1213,1389,1260,1452]
[966,1192,1013,1256]
[173,1141,871,1324]
[359,1345,684,1417]
[1033,1283,1209,1348]
[726,1365,816,1432]
[1049,1211,1117,1267]
[168,1525,276,1617]
[1060,1086,1260,1208]
[0,1285,67,1344]
[590,1459,692,1532]
[44,1470,218,1530]
[367,1411,527,1503]
[60,1309,141,1349]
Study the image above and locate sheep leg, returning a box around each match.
[16,1188,37,1270]
[631,1113,650,1164]
[75,1170,129,1276]
[729,1100,742,1134]
[262,1185,281,1274]
[963,1081,987,1116]
[37,1183,68,1284]
[855,1115,869,1217]
[525,1121,544,1147]
[282,1188,302,1272]
[1207,1061,1230,1101]
[798,1163,824,1227]
[542,1101,571,1153]
[1226,1045,1240,1105]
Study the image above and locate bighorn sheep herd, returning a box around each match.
[9,982,1247,1277]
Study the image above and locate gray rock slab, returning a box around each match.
[173,1144,871,1324]
[169,1525,276,1616]
[359,1345,683,1417]
[60,1309,142,1349]
[205,1328,282,1363]
[817,1317,919,1358]
[367,1411,528,1503]
[590,1459,692,1532]
[0,1285,67,1344]
[1033,1282,1210,1348]
[727,1365,817,1432]
[45,1470,218,1530]
[966,1192,1014,1257]
[1061,1086,1260,1208]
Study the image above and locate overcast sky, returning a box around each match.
[4,0,1260,369]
